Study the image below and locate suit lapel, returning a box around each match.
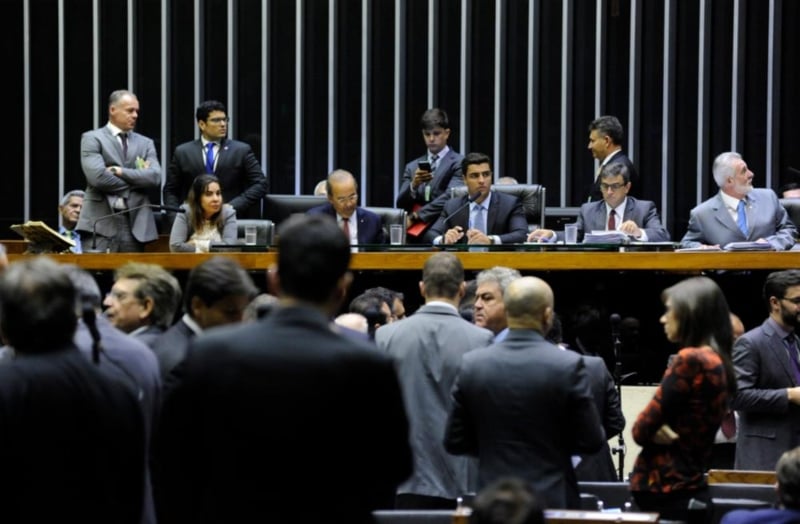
[712,194,744,237]
[591,201,607,231]
[486,193,500,233]
[764,323,797,385]
[103,127,125,166]
[356,208,366,244]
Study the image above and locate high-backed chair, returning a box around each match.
[780,198,800,237]
[363,206,407,243]
[451,184,546,230]
[263,194,327,227]
[236,219,274,245]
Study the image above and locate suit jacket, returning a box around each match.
[307,204,386,244]
[680,189,796,250]
[153,305,412,524]
[0,346,145,522]
[731,318,800,470]
[587,151,639,202]
[164,138,268,218]
[720,508,800,524]
[574,355,625,482]
[375,303,494,499]
[77,126,162,242]
[397,150,465,223]
[428,190,529,245]
[444,329,604,509]
[575,197,671,242]
[151,317,196,380]
[169,204,237,252]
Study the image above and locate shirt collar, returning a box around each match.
[107,123,126,137]
[470,191,492,210]
[182,313,204,336]
[719,190,746,211]
[430,146,450,161]
[606,197,628,217]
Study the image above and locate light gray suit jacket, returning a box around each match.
[375,303,494,500]
[680,189,796,250]
[576,197,671,242]
[77,125,162,242]
[731,318,800,470]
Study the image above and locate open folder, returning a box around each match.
[10,221,76,254]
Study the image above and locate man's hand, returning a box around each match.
[652,424,679,445]
[466,229,491,245]
[619,220,642,238]
[787,387,800,405]
[527,229,556,242]
[443,226,465,245]
[411,168,433,189]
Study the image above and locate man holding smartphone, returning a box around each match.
[397,108,464,241]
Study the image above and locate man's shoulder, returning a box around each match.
[173,139,200,153]
[221,138,252,152]
[751,187,780,203]
[357,206,381,220]
[307,202,334,215]
[692,193,722,213]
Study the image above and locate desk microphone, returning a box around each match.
[610,313,621,343]
[85,204,184,253]
[443,191,484,227]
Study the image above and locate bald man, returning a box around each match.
[444,277,604,509]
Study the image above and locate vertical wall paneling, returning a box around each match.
[93,0,99,127]
[427,0,435,108]
[294,0,303,194]
[161,0,169,184]
[660,0,674,226]
[360,0,369,203]
[23,0,31,221]
[227,0,235,139]
[194,0,201,125]
[560,0,573,206]
[765,0,778,186]
[695,0,708,205]
[492,0,504,177]
[329,0,336,172]
[594,0,603,117]
[526,0,537,185]
[730,0,741,149]
[392,0,405,207]
[459,1,468,153]
[628,0,641,166]
[58,0,65,202]
[262,1,269,183]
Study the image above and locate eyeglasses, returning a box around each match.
[781,296,800,305]
[335,194,358,205]
[207,117,230,124]
[105,290,139,303]
[600,182,626,192]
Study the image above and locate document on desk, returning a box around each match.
[583,231,629,244]
[723,241,775,251]
[674,245,723,252]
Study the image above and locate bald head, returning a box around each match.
[504,277,554,332]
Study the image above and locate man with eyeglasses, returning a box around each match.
[307,169,385,248]
[164,100,268,219]
[429,152,528,246]
[732,270,800,471]
[527,163,669,243]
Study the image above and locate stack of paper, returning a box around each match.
[723,241,775,251]
[583,230,629,244]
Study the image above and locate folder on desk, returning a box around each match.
[10,221,75,254]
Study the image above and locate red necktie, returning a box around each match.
[342,218,350,240]
[721,411,736,439]
[608,210,616,230]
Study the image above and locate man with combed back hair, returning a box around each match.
[376,252,493,509]
[154,214,411,524]
[445,277,604,509]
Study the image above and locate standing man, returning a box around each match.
[444,277,604,509]
[375,252,494,509]
[164,100,268,219]
[307,169,385,246]
[58,189,85,253]
[732,270,800,471]
[528,163,670,243]
[473,266,522,342]
[586,115,639,202]
[680,152,796,250]
[428,152,528,246]
[398,108,465,239]
[153,214,411,523]
[77,90,162,252]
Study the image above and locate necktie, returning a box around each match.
[205,143,215,173]
[430,153,439,171]
[608,209,616,231]
[473,205,486,234]
[737,199,749,237]
[720,410,736,439]
[63,230,72,240]
[785,335,800,385]
[342,217,350,241]
[119,133,128,160]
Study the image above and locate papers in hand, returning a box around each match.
[583,230,630,244]
[723,241,775,251]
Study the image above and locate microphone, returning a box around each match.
[610,313,621,342]
[85,204,185,253]
[443,191,484,227]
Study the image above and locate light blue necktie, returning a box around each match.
[473,204,486,234]
[737,199,748,237]
[205,143,215,173]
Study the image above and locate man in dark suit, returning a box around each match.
[164,100,268,219]
[444,276,605,509]
[153,214,412,523]
[528,163,670,243]
[375,252,494,509]
[397,108,465,238]
[307,169,385,246]
[429,152,528,246]
[0,257,145,522]
[680,152,796,250]
[586,115,639,203]
[77,90,162,252]
[732,270,800,471]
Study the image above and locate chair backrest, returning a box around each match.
[236,219,274,245]
[451,184,546,229]
[263,194,327,226]
[364,206,407,242]
[780,198,800,233]
[372,510,456,524]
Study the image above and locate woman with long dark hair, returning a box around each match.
[169,174,236,252]
[630,276,737,520]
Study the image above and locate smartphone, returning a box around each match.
[418,160,432,172]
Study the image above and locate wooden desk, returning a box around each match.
[4,250,800,272]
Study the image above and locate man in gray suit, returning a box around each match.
[528,163,669,243]
[444,277,604,509]
[732,270,800,471]
[77,90,162,252]
[375,252,494,509]
[680,151,796,250]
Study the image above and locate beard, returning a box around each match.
[781,304,800,330]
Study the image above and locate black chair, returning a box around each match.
[780,198,800,237]
[364,206,408,243]
[236,219,274,245]
[451,184,546,230]
[263,194,327,227]
[372,510,455,524]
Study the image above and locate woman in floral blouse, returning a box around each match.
[630,276,737,520]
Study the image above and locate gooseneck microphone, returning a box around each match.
[85,204,184,253]
[610,313,621,344]
[442,192,484,227]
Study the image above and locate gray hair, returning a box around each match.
[476,266,522,295]
[712,152,743,188]
[60,189,85,207]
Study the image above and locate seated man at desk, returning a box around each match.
[428,152,528,246]
[307,169,384,247]
[527,163,670,243]
[680,151,796,250]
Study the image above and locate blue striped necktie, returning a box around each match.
[205,143,215,173]
[737,199,748,237]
